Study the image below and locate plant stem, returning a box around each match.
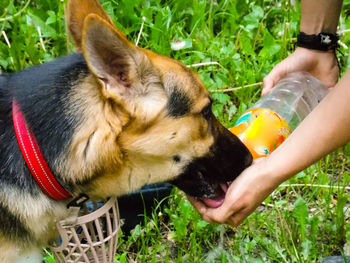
[0,0,31,22]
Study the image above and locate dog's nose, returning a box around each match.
[213,122,253,172]
[244,148,253,168]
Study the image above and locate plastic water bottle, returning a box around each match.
[230,72,329,159]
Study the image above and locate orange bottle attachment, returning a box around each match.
[230,108,291,160]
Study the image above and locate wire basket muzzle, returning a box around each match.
[50,197,120,263]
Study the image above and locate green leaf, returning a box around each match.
[46,11,56,25]
[293,198,308,223]
[212,93,230,105]
[195,220,209,231]
[309,215,320,243]
[275,200,287,207]
[0,59,9,69]
[242,5,264,31]
[130,224,142,242]
[258,29,281,58]
[336,196,347,240]
[228,104,237,120]
[231,53,243,71]
[301,239,312,259]
[293,198,308,241]
[239,31,254,55]
[115,252,128,263]
[27,12,57,38]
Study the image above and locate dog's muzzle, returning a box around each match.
[170,126,252,208]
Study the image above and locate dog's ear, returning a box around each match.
[82,14,149,99]
[67,0,114,50]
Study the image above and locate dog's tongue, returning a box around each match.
[200,184,228,208]
[201,195,225,208]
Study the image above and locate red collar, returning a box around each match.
[12,100,72,200]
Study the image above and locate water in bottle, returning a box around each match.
[230,72,329,159]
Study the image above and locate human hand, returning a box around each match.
[188,159,281,226]
[262,47,339,96]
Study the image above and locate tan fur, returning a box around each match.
[61,59,213,197]
[0,188,68,245]
[67,0,114,50]
[57,74,129,184]
[0,241,42,263]
[145,49,210,112]
[0,189,68,262]
[2,1,226,261]
[61,1,215,198]
[0,241,18,263]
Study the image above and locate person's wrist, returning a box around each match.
[296,32,339,52]
[249,158,283,192]
[254,156,291,190]
[299,26,337,36]
[295,47,337,57]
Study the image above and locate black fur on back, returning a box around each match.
[0,53,89,195]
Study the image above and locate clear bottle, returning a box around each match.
[230,72,329,159]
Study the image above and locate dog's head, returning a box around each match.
[65,0,252,206]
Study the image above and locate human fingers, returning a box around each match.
[203,160,272,226]
[187,195,208,215]
[262,61,288,96]
[225,208,250,227]
[226,201,265,227]
[203,194,243,224]
[263,48,339,95]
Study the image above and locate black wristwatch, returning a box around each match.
[296,32,339,51]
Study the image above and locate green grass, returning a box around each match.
[1,0,349,262]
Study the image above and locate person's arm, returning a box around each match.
[262,0,342,95]
[300,0,342,34]
[190,69,350,226]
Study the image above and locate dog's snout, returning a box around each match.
[212,123,252,174]
[170,120,253,198]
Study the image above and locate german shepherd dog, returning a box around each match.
[0,0,252,261]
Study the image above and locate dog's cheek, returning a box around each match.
[123,152,188,187]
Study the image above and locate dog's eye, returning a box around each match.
[201,103,212,119]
